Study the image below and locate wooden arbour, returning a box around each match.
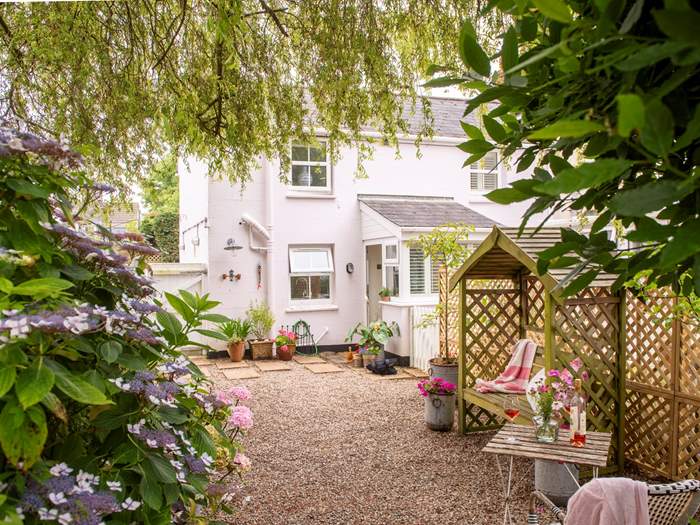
[448,226,625,472]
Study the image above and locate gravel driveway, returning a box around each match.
[210,360,534,524]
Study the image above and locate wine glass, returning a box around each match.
[503,396,520,442]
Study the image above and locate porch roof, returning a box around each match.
[357,195,499,229]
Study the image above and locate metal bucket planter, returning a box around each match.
[424,393,455,431]
[428,358,458,386]
[362,354,378,367]
[535,460,579,506]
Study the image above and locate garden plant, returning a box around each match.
[0,129,252,524]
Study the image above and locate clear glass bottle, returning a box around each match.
[569,378,587,447]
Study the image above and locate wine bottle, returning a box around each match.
[569,378,586,447]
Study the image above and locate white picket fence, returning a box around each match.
[410,305,439,371]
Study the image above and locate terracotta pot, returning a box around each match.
[380,296,390,302]
[227,341,245,362]
[277,343,296,361]
[345,351,355,363]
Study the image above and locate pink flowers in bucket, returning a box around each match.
[417,376,457,397]
[274,328,297,351]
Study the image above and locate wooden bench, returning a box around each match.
[463,346,545,426]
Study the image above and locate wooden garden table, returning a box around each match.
[482,423,612,525]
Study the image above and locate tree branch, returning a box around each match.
[152,0,187,70]
[258,0,288,36]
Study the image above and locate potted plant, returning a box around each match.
[417,376,457,431]
[246,301,275,359]
[378,287,391,302]
[410,222,473,386]
[275,328,297,361]
[217,319,252,362]
[345,320,400,367]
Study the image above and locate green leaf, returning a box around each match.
[483,115,507,143]
[156,311,182,337]
[615,42,688,71]
[640,100,674,156]
[116,353,148,370]
[457,139,494,155]
[140,475,163,510]
[45,360,112,405]
[147,454,178,483]
[165,292,194,323]
[501,26,519,71]
[532,0,573,23]
[675,106,700,150]
[459,20,491,77]
[41,392,68,424]
[60,265,94,281]
[460,121,485,140]
[194,328,230,341]
[529,120,605,139]
[658,223,700,269]
[486,187,531,204]
[533,159,633,195]
[616,94,645,138]
[0,277,13,294]
[0,399,47,468]
[15,361,55,409]
[99,341,122,364]
[619,0,644,33]
[191,426,217,457]
[11,277,73,298]
[562,270,599,296]
[422,76,464,88]
[200,313,231,323]
[6,179,51,198]
[0,366,16,397]
[653,9,700,46]
[609,180,694,216]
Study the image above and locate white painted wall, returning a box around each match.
[179,158,210,264]
[178,137,542,348]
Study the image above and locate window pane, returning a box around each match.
[384,265,399,296]
[310,165,327,187]
[292,165,310,186]
[289,248,333,273]
[484,172,498,190]
[470,172,480,190]
[309,143,326,162]
[290,276,311,299]
[309,250,330,270]
[409,248,425,294]
[309,275,330,299]
[482,151,498,170]
[385,244,397,261]
[292,145,308,161]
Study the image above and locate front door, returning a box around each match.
[366,244,382,322]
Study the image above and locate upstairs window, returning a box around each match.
[469,151,499,192]
[289,247,333,301]
[291,142,330,191]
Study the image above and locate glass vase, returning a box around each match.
[533,415,559,443]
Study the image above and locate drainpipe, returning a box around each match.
[264,159,275,310]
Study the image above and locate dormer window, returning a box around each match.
[291,141,331,191]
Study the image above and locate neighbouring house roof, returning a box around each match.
[448,226,617,294]
[358,195,499,229]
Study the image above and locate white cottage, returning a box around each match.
[176,96,548,364]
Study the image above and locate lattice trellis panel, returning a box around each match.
[676,400,700,479]
[525,277,545,347]
[438,268,460,359]
[625,390,673,478]
[679,320,700,399]
[553,297,621,463]
[626,295,674,390]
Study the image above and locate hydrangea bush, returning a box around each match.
[0,129,252,524]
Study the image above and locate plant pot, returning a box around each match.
[345,351,355,363]
[535,460,579,506]
[250,339,274,360]
[227,341,245,362]
[352,354,364,368]
[424,392,455,431]
[429,358,458,387]
[380,296,390,302]
[362,354,378,367]
[277,343,296,361]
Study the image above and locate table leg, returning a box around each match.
[563,463,581,489]
[495,455,515,525]
[593,467,599,479]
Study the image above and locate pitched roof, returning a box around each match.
[395,97,473,138]
[449,226,617,294]
[358,195,498,229]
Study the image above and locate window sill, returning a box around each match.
[467,194,498,204]
[285,304,339,313]
[286,192,336,200]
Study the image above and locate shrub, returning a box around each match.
[140,211,179,263]
[0,129,251,524]
[245,301,274,340]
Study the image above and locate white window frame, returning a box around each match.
[384,242,399,264]
[288,247,334,304]
[469,151,500,193]
[290,141,331,192]
[408,247,442,296]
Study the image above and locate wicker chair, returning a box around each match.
[527,479,700,525]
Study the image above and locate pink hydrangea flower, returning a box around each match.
[234,452,252,471]
[229,405,253,429]
[230,386,252,401]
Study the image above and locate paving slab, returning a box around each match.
[216,361,250,369]
[188,356,211,365]
[293,355,326,364]
[255,361,292,372]
[403,367,429,378]
[304,363,344,374]
[222,368,261,380]
[200,366,217,378]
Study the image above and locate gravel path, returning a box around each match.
[211,361,534,524]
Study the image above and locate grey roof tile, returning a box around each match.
[359,196,498,229]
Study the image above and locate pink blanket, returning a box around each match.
[565,478,649,525]
[475,339,536,393]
